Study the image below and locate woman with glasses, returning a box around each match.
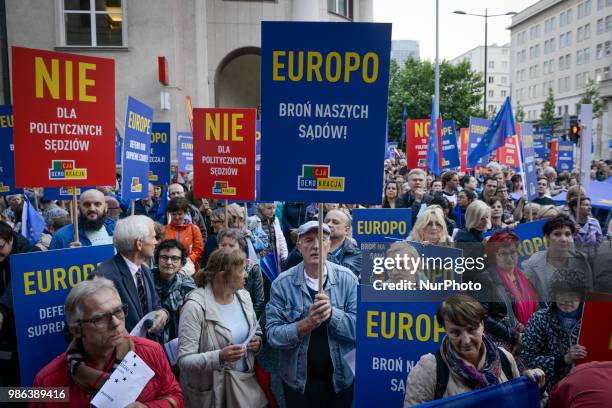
[475,231,540,370]
[153,239,196,343]
[521,267,588,392]
[165,197,204,276]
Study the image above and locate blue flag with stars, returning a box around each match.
[426,96,441,176]
[21,198,45,246]
[468,96,516,168]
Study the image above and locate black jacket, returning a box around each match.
[93,254,162,332]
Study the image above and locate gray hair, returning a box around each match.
[113,215,154,253]
[217,228,246,249]
[465,200,491,231]
[65,277,119,326]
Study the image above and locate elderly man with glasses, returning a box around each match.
[32,277,183,407]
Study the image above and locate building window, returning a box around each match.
[604,66,611,80]
[488,90,494,97]
[598,0,604,10]
[606,15,612,32]
[584,47,590,63]
[61,0,125,47]
[501,90,507,97]
[502,48,509,55]
[502,61,508,69]
[501,75,507,84]
[328,0,353,19]
[577,49,584,64]
[489,61,495,69]
[488,76,494,84]
[585,23,591,39]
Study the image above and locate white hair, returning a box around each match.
[65,277,119,325]
[113,215,154,253]
[465,200,492,231]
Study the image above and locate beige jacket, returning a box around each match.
[177,285,265,408]
[404,345,520,407]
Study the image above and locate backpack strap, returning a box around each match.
[499,349,514,380]
[434,351,450,400]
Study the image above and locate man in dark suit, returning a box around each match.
[94,215,168,335]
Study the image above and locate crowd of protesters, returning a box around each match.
[0,156,610,407]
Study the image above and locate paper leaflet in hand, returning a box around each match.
[91,351,155,408]
[129,311,158,338]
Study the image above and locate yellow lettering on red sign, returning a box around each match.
[34,57,96,102]
[205,112,245,142]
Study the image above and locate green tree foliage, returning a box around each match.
[540,88,556,127]
[387,58,483,146]
[578,80,603,119]
[515,101,525,122]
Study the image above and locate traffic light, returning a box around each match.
[569,120,581,143]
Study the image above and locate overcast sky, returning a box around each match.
[374,0,539,61]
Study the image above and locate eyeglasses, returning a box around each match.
[159,255,182,263]
[497,250,518,258]
[78,304,128,328]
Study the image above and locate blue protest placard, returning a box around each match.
[514,220,547,264]
[177,132,193,173]
[532,131,547,159]
[10,245,115,386]
[43,186,94,201]
[115,128,122,166]
[557,140,574,172]
[385,142,399,160]
[417,377,539,407]
[352,208,412,245]
[121,97,153,201]
[467,117,491,169]
[441,119,460,169]
[256,120,261,200]
[260,22,391,203]
[520,123,538,201]
[149,122,171,185]
[0,105,23,195]
[355,285,446,408]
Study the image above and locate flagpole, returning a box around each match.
[514,124,530,221]
[434,0,440,123]
[224,200,229,228]
[318,202,324,293]
[72,189,79,244]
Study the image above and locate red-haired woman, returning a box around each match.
[474,230,540,369]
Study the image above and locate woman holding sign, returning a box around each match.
[521,267,587,393]
[404,294,544,406]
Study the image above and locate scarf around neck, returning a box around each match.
[496,266,538,325]
[442,334,502,390]
[66,334,133,395]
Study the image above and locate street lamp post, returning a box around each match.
[454,9,516,117]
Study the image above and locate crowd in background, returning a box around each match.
[0,155,611,407]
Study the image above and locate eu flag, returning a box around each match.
[21,199,45,246]
[468,96,516,168]
[426,96,441,176]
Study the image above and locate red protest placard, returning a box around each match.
[496,123,521,167]
[405,118,441,170]
[193,108,256,200]
[549,140,559,168]
[577,292,612,364]
[11,47,115,187]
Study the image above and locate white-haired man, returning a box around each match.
[93,215,168,334]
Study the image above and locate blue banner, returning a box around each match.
[520,123,538,201]
[256,120,261,200]
[176,132,193,173]
[441,119,460,169]
[532,131,547,159]
[115,128,122,166]
[43,186,94,201]
[0,105,22,195]
[10,245,115,385]
[149,122,171,185]
[417,377,539,407]
[467,117,491,168]
[355,284,448,408]
[121,96,153,201]
[260,22,392,203]
[513,220,547,265]
[557,140,574,172]
[352,208,412,245]
[385,142,399,160]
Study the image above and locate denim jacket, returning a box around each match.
[265,260,357,394]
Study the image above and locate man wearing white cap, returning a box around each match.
[265,220,358,408]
